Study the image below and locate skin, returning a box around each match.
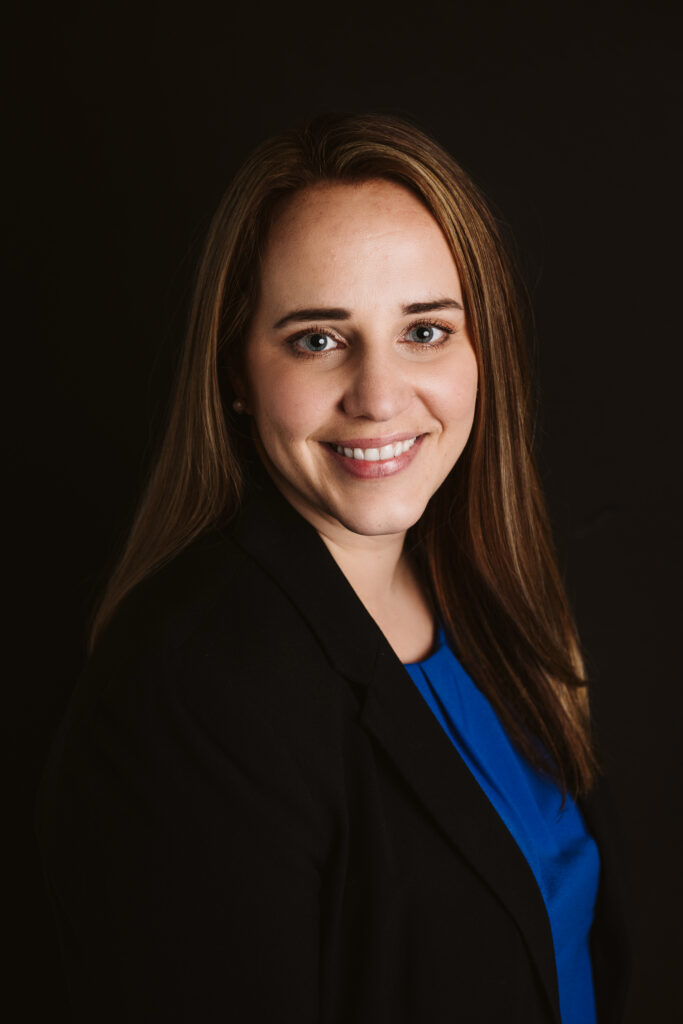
[240,179,479,662]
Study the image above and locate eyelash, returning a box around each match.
[286,318,456,359]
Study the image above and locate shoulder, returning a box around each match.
[92,524,329,674]
[75,524,354,776]
[90,527,266,671]
[37,530,345,916]
[39,522,354,860]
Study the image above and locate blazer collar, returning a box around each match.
[230,465,562,1022]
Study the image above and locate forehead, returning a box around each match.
[258,180,461,307]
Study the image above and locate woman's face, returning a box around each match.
[242,179,479,543]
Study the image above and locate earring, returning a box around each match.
[232,398,246,414]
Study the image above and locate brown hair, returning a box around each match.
[88,112,597,795]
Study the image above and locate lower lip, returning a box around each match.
[323,435,425,479]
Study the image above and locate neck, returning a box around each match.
[317,526,409,610]
[316,523,437,664]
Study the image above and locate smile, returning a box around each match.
[331,437,418,461]
[323,434,425,479]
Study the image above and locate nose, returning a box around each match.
[340,345,414,422]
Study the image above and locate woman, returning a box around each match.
[35,112,630,1022]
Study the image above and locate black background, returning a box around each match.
[6,1,681,1020]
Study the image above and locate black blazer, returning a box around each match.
[35,466,631,1023]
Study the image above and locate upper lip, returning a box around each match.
[325,432,423,448]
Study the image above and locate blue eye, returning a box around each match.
[293,332,340,354]
[405,323,449,345]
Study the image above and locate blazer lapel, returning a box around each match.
[361,642,561,1022]
[230,465,561,1023]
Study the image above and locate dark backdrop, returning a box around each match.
[6,2,681,1020]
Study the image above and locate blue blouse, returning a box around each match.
[403,627,600,1024]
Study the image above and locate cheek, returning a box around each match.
[431,356,479,427]
[250,365,334,444]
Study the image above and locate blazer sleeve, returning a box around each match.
[37,652,327,1023]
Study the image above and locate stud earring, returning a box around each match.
[232,398,246,414]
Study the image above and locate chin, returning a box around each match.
[329,502,427,538]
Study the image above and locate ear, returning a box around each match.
[225,360,251,416]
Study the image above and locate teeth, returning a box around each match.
[333,437,418,461]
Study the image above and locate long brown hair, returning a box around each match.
[88,112,597,795]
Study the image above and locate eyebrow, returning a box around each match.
[272,297,463,330]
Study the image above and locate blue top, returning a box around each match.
[404,627,600,1024]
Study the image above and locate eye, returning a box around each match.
[291,331,341,354]
[404,321,452,345]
